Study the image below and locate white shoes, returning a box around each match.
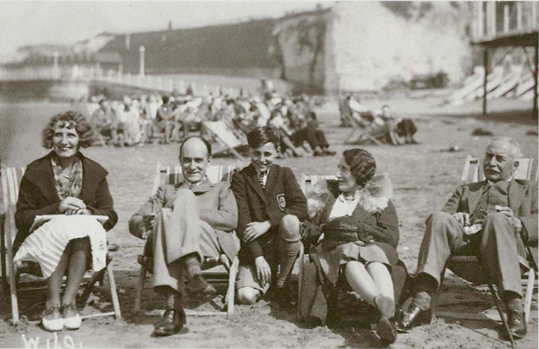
[42,305,64,332]
[61,303,81,330]
[42,303,82,331]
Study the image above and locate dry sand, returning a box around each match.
[1,96,537,348]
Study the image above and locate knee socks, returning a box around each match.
[277,238,301,288]
[161,286,182,310]
[182,253,202,280]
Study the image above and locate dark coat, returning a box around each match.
[230,164,308,261]
[441,179,538,267]
[14,152,118,252]
[299,179,410,325]
[306,196,399,266]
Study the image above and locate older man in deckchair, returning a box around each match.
[396,137,537,340]
[129,136,239,337]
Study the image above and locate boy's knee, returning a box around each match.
[237,287,260,305]
[279,215,301,241]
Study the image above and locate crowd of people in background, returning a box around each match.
[85,80,417,157]
[87,87,337,157]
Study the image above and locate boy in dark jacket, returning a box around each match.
[231,126,309,305]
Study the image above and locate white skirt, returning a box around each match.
[14,216,108,279]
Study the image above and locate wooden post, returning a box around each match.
[503,5,509,33]
[516,2,522,31]
[477,2,484,38]
[532,2,538,30]
[489,2,497,36]
[534,42,538,118]
[483,49,489,116]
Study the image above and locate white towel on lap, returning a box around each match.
[14,216,108,278]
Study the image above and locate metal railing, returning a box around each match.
[0,66,242,97]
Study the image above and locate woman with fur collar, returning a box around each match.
[302,149,399,345]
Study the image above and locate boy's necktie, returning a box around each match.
[258,171,267,189]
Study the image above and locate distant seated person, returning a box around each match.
[379,105,418,145]
[288,110,335,156]
[14,111,118,332]
[129,136,239,337]
[396,137,537,341]
[156,95,174,144]
[91,100,119,146]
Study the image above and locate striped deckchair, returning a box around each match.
[0,167,121,324]
[135,163,241,317]
[203,121,246,161]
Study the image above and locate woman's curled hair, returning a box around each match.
[42,110,94,149]
[343,148,376,188]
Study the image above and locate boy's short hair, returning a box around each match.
[247,126,280,149]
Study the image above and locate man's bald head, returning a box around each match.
[179,136,212,159]
[179,136,212,184]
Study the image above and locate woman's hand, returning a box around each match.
[243,221,271,243]
[59,197,86,214]
[75,208,92,215]
[255,256,271,286]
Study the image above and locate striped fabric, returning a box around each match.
[461,156,534,184]
[151,163,241,197]
[299,174,337,193]
[1,167,27,247]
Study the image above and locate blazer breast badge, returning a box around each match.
[276,193,286,211]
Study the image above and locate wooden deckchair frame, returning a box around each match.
[344,113,384,146]
[432,157,537,347]
[0,167,121,324]
[135,162,241,318]
[203,121,246,161]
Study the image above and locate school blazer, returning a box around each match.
[231,164,308,259]
[14,152,118,252]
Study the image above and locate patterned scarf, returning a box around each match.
[51,154,83,200]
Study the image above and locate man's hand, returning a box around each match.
[143,213,156,232]
[452,212,470,227]
[255,256,271,286]
[495,206,522,234]
[75,208,92,215]
[243,221,271,243]
[59,197,86,214]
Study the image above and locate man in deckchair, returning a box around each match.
[129,136,239,337]
[396,137,537,340]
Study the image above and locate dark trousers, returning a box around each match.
[292,121,329,150]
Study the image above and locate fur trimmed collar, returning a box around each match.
[306,173,393,218]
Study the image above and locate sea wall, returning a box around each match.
[0,80,90,102]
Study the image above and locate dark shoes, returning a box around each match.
[394,304,432,333]
[273,287,293,309]
[377,317,397,346]
[153,308,186,337]
[374,296,397,345]
[506,310,527,339]
[186,274,217,298]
